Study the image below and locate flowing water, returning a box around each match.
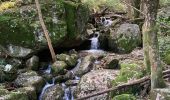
[90,32,100,50]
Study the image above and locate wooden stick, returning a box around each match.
[34,0,56,62]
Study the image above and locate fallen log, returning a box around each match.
[76,69,170,100]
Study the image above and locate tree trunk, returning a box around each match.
[35,0,56,62]
[142,0,166,90]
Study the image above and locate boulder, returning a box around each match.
[72,55,95,77]
[14,71,45,93]
[75,69,119,100]
[56,54,78,67]
[108,23,141,53]
[42,84,64,100]
[15,86,37,100]
[0,0,89,54]
[26,56,39,70]
[51,61,68,76]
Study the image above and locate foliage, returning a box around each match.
[157,16,170,36]
[160,0,170,7]
[112,94,136,100]
[0,1,16,12]
[81,0,125,12]
[112,63,145,86]
[158,36,170,62]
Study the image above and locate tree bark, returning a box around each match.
[35,0,56,62]
[142,0,166,90]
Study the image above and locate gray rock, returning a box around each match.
[151,88,170,100]
[26,56,39,70]
[72,55,95,77]
[108,23,141,53]
[7,44,33,58]
[42,84,64,100]
[75,69,119,100]
[14,71,45,93]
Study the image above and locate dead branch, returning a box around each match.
[35,0,56,62]
[76,69,170,100]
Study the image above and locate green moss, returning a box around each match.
[116,34,140,53]
[64,1,89,38]
[111,63,145,96]
[4,92,29,100]
[112,94,136,100]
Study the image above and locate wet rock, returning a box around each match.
[56,54,78,67]
[73,55,95,77]
[15,86,37,100]
[75,69,119,100]
[51,61,68,76]
[42,84,64,100]
[26,56,39,70]
[108,23,141,53]
[42,74,53,83]
[151,88,170,100]
[14,71,45,93]
[65,80,79,86]
[79,50,106,59]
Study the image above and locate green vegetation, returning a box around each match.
[81,0,125,12]
[112,94,136,100]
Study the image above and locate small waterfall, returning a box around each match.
[39,78,55,100]
[62,83,74,100]
[44,65,51,74]
[39,65,54,100]
[90,32,100,50]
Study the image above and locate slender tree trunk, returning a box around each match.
[35,0,56,62]
[142,0,166,90]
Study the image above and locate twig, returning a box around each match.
[35,0,56,62]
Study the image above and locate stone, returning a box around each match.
[51,61,68,76]
[151,88,170,100]
[106,59,120,69]
[65,80,79,86]
[108,23,141,53]
[56,54,78,67]
[42,84,64,100]
[14,71,45,93]
[15,86,37,100]
[0,0,89,55]
[72,55,95,77]
[75,69,119,100]
[26,56,39,70]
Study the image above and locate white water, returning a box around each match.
[62,83,74,100]
[90,32,100,50]
[39,78,55,100]
[44,65,51,74]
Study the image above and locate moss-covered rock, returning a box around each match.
[106,59,120,69]
[51,61,68,76]
[14,71,45,94]
[164,53,170,65]
[56,53,78,67]
[0,0,89,53]
[112,94,136,100]
[14,86,37,100]
[112,63,145,86]
[108,23,141,53]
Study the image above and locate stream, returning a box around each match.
[38,31,101,100]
